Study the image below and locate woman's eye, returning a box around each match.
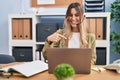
[69,14,73,17]
[68,14,79,17]
[75,14,79,17]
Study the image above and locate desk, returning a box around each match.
[0,62,120,80]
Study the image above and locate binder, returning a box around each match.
[23,19,32,39]
[18,19,24,39]
[96,18,103,40]
[12,19,19,39]
[86,18,90,32]
[89,18,96,34]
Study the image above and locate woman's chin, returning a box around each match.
[71,25,77,27]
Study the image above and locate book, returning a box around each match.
[0,60,48,77]
[96,18,103,40]
[23,19,32,39]
[12,19,19,39]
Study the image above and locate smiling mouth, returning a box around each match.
[71,21,78,25]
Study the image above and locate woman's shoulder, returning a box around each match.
[87,33,95,40]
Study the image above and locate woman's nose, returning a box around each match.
[71,15,76,20]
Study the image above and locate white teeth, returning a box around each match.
[72,22,76,24]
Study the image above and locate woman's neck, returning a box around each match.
[72,27,79,32]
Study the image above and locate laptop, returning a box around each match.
[46,48,92,74]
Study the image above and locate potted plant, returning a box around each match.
[110,0,120,54]
[53,63,75,80]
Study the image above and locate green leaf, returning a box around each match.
[110,0,120,23]
[53,63,75,79]
[111,31,120,54]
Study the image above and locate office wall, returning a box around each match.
[0,0,120,63]
[0,0,20,54]
[0,0,31,54]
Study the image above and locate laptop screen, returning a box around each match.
[46,48,92,74]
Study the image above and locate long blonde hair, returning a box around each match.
[63,2,88,48]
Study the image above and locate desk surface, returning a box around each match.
[0,62,120,80]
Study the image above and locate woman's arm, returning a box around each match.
[87,33,96,64]
[42,29,66,60]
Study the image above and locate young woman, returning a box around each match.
[42,2,96,64]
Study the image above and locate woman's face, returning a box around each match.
[68,8,80,28]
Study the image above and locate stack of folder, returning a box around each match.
[86,18,103,40]
[12,18,32,40]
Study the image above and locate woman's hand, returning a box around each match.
[47,32,67,43]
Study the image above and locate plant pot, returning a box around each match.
[57,77,74,80]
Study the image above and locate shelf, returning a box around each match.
[36,42,45,45]
[10,40,34,46]
[96,40,110,47]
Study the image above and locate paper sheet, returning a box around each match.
[37,0,55,4]
[92,67,105,72]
